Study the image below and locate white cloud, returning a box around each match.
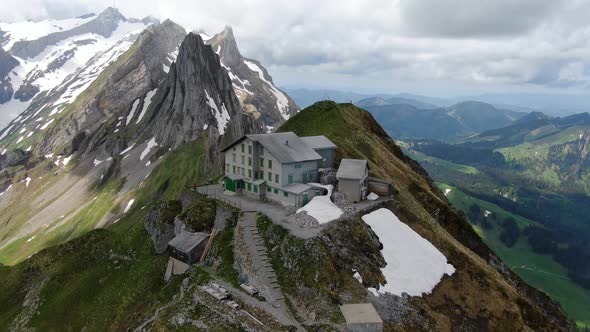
[1,0,590,95]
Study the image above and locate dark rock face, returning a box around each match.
[36,20,187,156]
[10,7,128,59]
[143,200,182,254]
[206,27,299,129]
[0,149,32,170]
[0,47,19,103]
[143,32,262,171]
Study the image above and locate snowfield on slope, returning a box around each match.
[296,184,342,224]
[361,208,455,297]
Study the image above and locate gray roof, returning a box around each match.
[336,159,368,180]
[301,136,336,150]
[168,231,209,253]
[246,132,322,163]
[282,183,312,194]
[226,174,243,181]
[340,303,382,324]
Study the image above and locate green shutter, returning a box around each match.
[268,172,272,181]
[254,185,258,193]
[288,175,293,184]
[275,174,279,183]
[268,159,272,168]
[248,157,252,166]
[241,144,244,152]
[248,145,252,154]
[225,178,235,192]
[273,188,278,194]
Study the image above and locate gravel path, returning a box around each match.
[197,185,325,239]
[239,212,302,330]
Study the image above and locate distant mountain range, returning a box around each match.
[285,87,588,117]
[358,98,527,142]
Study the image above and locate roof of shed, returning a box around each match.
[336,159,368,180]
[300,136,337,150]
[168,231,209,253]
[339,303,383,324]
[282,183,312,194]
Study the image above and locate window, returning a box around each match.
[241,168,245,176]
[295,163,302,169]
[302,172,308,183]
[248,169,252,178]
[273,188,279,194]
[260,147,264,155]
[248,157,252,166]
[247,183,252,191]
[241,144,245,153]
[241,156,245,165]
[248,145,252,154]
[254,171,258,179]
[232,165,236,173]
[275,174,279,183]
[232,154,236,163]
[254,185,258,193]
[283,191,288,197]
[260,158,264,168]
[267,186,271,192]
[268,159,272,168]
[288,174,293,184]
[268,172,272,181]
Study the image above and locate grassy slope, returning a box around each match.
[0,138,222,330]
[407,149,480,175]
[279,101,572,331]
[438,183,590,326]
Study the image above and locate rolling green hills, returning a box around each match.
[402,112,590,326]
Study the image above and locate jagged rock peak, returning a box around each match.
[97,7,127,22]
[208,25,241,67]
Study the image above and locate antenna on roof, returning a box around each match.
[322,92,331,101]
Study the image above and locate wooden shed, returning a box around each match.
[168,231,210,265]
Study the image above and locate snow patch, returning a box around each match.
[243,60,290,120]
[40,118,54,130]
[296,184,342,224]
[362,208,455,297]
[124,199,135,213]
[444,188,452,196]
[119,143,135,155]
[367,192,379,201]
[126,99,140,125]
[136,88,157,124]
[23,177,31,187]
[0,184,13,197]
[204,89,230,135]
[140,137,158,161]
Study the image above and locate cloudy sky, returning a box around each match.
[1,0,590,97]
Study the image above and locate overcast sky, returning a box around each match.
[1,0,590,97]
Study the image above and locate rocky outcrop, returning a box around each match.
[35,19,187,156]
[206,27,299,129]
[141,32,262,171]
[144,200,182,254]
[0,149,32,170]
[0,46,18,103]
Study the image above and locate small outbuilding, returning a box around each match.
[168,231,210,265]
[336,159,369,202]
[339,303,383,332]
